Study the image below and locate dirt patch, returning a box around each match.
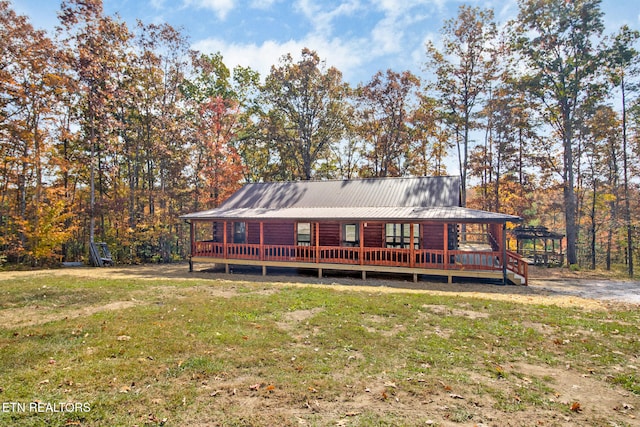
[512,362,639,424]
[1,300,142,328]
[423,304,490,319]
[276,307,324,332]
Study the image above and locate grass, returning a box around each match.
[0,273,638,426]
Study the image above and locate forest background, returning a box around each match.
[1,0,640,275]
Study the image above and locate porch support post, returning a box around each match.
[410,223,415,268]
[223,221,228,258]
[443,223,449,270]
[260,222,264,261]
[315,222,320,263]
[189,221,195,256]
[359,222,364,265]
[260,222,265,276]
[223,221,229,274]
[188,221,194,272]
[502,222,508,285]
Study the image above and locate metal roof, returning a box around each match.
[180,176,521,223]
[215,176,460,209]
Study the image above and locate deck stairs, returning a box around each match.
[507,271,526,286]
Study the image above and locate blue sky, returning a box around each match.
[12,0,640,85]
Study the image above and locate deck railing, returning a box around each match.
[506,250,528,279]
[193,241,527,281]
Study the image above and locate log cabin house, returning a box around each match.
[180,176,528,285]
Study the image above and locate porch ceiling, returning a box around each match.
[180,206,521,224]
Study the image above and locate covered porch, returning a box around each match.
[187,219,528,285]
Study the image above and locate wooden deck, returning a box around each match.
[190,242,528,285]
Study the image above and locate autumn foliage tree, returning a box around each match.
[512,0,606,267]
[425,5,498,207]
[355,69,420,177]
[260,48,349,180]
[1,0,639,272]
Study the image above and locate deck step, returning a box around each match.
[507,272,526,286]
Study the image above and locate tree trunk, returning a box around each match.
[621,75,633,277]
[590,181,597,270]
[563,108,578,266]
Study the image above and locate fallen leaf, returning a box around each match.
[438,381,452,391]
[570,401,581,412]
[249,383,261,391]
[116,335,131,341]
[449,393,464,399]
[266,384,276,392]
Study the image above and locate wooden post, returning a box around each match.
[359,222,364,265]
[410,223,415,268]
[223,221,229,274]
[260,222,265,275]
[443,223,449,270]
[188,221,195,273]
[315,222,320,263]
[189,221,195,257]
[223,221,228,259]
[260,222,264,261]
[502,222,508,285]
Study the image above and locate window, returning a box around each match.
[385,223,420,249]
[343,223,359,246]
[297,222,311,246]
[233,222,246,243]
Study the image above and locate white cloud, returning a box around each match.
[371,15,403,54]
[192,34,371,82]
[369,1,433,56]
[183,0,235,20]
[295,0,362,35]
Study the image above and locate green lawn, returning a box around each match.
[0,273,638,426]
